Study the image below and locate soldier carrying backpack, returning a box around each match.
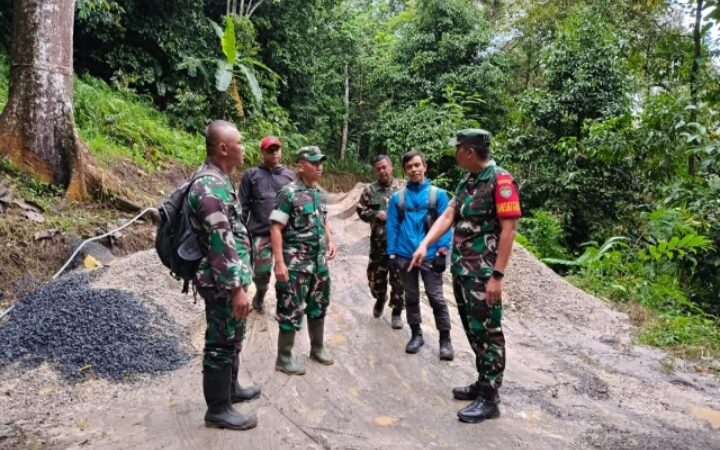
[156,120,259,431]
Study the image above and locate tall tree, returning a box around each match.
[0,0,89,198]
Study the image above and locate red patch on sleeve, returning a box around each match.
[494,174,522,219]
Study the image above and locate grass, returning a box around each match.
[74,76,205,170]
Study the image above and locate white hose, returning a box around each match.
[0,207,158,321]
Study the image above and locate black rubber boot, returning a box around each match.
[275,329,306,375]
[452,382,482,400]
[203,366,258,430]
[230,354,261,403]
[391,309,403,329]
[457,385,500,423]
[252,283,268,312]
[372,296,387,318]
[405,325,424,354]
[308,317,334,365]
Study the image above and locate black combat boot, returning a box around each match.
[230,354,261,403]
[372,295,387,318]
[391,308,403,329]
[439,330,454,361]
[203,365,258,430]
[452,381,482,400]
[405,325,424,354]
[457,384,500,423]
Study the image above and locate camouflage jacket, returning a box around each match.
[269,180,328,273]
[356,178,403,257]
[188,161,252,290]
[450,162,522,278]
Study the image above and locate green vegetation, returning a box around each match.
[1,0,720,358]
[74,76,205,170]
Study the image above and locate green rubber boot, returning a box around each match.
[275,329,306,375]
[308,317,334,365]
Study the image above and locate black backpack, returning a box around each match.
[155,169,224,293]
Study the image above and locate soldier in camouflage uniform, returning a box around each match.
[187,120,259,431]
[269,146,337,375]
[239,136,295,312]
[356,155,405,329]
[410,129,522,424]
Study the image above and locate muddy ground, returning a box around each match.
[1,184,720,449]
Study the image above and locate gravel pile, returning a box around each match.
[0,270,191,381]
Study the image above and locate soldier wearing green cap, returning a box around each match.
[410,128,522,424]
[269,146,337,375]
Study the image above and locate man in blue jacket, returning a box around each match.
[386,150,454,360]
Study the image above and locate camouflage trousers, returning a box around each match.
[276,270,331,331]
[367,253,404,310]
[251,235,273,286]
[452,275,505,388]
[198,286,246,370]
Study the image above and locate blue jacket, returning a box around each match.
[386,178,451,261]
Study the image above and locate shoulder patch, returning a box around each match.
[494,173,522,219]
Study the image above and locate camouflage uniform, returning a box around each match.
[269,180,331,331]
[450,162,522,388]
[188,161,252,370]
[356,178,404,310]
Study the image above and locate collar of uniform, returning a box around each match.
[202,159,232,185]
[476,160,497,181]
[295,179,317,192]
[377,177,395,189]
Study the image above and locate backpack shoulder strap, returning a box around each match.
[428,186,439,220]
[428,186,438,210]
[397,188,406,222]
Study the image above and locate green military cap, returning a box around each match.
[448,128,492,146]
[296,145,327,162]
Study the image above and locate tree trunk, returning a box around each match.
[689,0,703,177]
[0,0,91,199]
[340,63,350,161]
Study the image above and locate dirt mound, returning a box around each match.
[1,185,719,449]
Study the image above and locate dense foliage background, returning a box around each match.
[1,0,719,356]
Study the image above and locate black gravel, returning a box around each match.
[0,270,192,381]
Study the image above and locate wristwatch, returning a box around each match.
[491,269,505,280]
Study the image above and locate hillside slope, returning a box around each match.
[0,185,719,449]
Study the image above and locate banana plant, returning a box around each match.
[209,18,277,118]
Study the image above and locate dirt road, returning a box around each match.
[2,185,720,449]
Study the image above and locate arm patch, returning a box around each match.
[494,174,522,219]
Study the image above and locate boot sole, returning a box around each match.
[275,365,306,375]
[310,355,335,365]
[440,354,455,361]
[205,418,258,430]
[457,410,501,423]
[405,346,423,354]
[231,390,261,403]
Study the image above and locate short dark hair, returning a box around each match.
[465,141,491,160]
[402,150,426,168]
[373,154,392,165]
